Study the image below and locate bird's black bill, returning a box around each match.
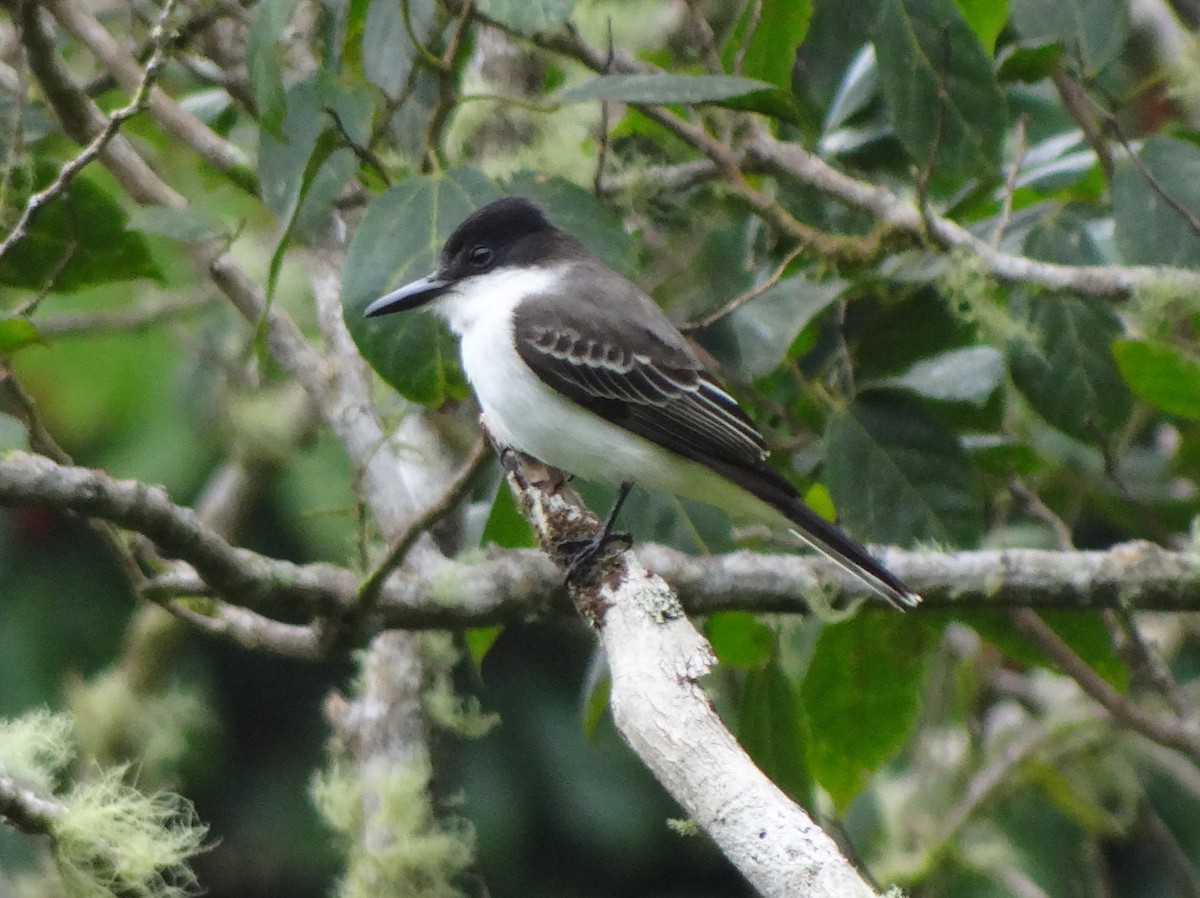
[364,274,450,317]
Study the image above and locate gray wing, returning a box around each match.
[511,269,920,610]
[511,277,768,469]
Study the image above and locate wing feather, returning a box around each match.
[515,318,767,468]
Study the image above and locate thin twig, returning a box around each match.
[32,295,212,337]
[1108,601,1190,719]
[342,435,490,632]
[0,0,178,268]
[683,0,724,75]
[326,107,391,187]
[991,113,1028,248]
[1010,477,1074,551]
[1009,608,1200,761]
[684,242,807,331]
[592,19,615,197]
[420,0,475,171]
[730,0,764,77]
[1051,67,1115,182]
[1105,104,1200,242]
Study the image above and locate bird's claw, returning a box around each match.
[558,529,633,583]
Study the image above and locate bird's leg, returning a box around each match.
[560,481,634,582]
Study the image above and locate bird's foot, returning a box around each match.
[558,528,633,583]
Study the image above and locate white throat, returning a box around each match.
[432,265,564,338]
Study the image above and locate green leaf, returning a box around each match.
[0,317,43,354]
[723,0,814,91]
[258,76,373,228]
[728,276,844,378]
[874,345,1004,405]
[1113,136,1200,268]
[0,166,161,293]
[125,207,228,243]
[477,0,576,35]
[996,41,1064,83]
[245,0,302,134]
[1113,339,1200,420]
[1007,293,1132,440]
[871,0,1008,178]
[481,478,537,549]
[1010,0,1128,76]
[464,626,504,674]
[739,658,811,804]
[953,0,1008,53]
[581,667,611,741]
[1024,203,1106,265]
[505,173,637,275]
[801,615,936,810]
[561,74,801,123]
[362,0,436,98]
[822,45,879,134]
[825,393,984,546]
[705,612,774,668]
[265,126,343,303]
[343,169,500,404]
[964,435,1043,476]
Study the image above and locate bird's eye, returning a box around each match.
[468,245,493,267]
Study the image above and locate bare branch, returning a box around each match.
[0,769,64,836]
[45,0,256,192]
[0,0,178,268]
[1009,608,1200,760]
[0,450,351,614]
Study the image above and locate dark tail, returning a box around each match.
[713,459,921,611]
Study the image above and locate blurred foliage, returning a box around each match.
[3,0,1200,896]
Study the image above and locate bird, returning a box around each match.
[364,196,919,609]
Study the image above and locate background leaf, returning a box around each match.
[726,276,843,378]
[801,615,936,810]
[245,0,302,134]
[739,658,811,805]
[342,169,500,404]
[0,167,161,292]
[361,0,437,99]
[1007,293,1132,440]
[1113,339,1200,420]
[872,0,1008,178]
[562,74,801,123]
[1113,136,1200,268]
[0,317,42,354]
[705,612,774,669]
[874,344,1004,405]
[953,0,1009,53]
[477,0,577,35]
[722,0,814,91]
[1009,0,1129,76]
[825,393,984,546]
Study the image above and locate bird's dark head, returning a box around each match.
[365,197,565,318]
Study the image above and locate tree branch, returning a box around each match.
[491,429,879,898]
[0,0,178,268]
[508,18,1200,299]
[1010,608,1200,760]
[7,452,1200,651]
[0,768,63,836]
[45,0,257,193]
